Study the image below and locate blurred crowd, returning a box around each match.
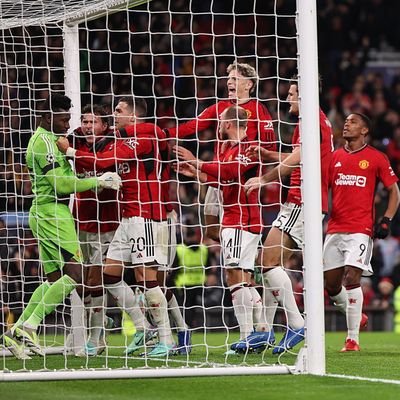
[1,0,400,330]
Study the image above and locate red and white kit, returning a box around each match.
[323,144,398,274]
[168,99,276,217]
[200,137,262,270]
[272,109,333,247]
[73,123,168,266]
[71,128,119,265]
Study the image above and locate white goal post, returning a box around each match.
[0,0,325,380]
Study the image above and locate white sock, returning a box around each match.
[230,284,253,340]
[168,293,188,331]
[145,286,174,345]
[346,287,363,342]
[264,267,304,330]
[105,281,149,331]
[249,286,268,332]
[263,285,279,330]
[330,286,347,314]
[88,295,105,344]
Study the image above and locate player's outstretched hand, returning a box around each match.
[246,145,273,162]
[56,137,70,154]
[374,216,391,239]
[97,172,122,191]
[244,176,265,195]
[172,162,196,178]
[173,145,196,162]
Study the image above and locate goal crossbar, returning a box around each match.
[0,0,151,29]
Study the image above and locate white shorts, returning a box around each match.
[107,217,168,266]
[204,186,223,218]
[79,230,115,265]
[221,228,261,271]
[158,210,178,272]
[323,233,373,276]
[272,202,304,248]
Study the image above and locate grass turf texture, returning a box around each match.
[1,332,399,399]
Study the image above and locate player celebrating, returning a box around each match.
[167,62,275,339]
[1,94,121,359]
[69,104,119,356]
[166,62,276,242]
[323,113,399,352]
[59,96,177,357]
[244,75,334,354]
[175,105,273,353]
[120,109,191,355]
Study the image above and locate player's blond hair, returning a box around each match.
[227,62,258,94]
[223,105,248,129]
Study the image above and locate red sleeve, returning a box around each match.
[74,136,154,170]
[257,103,276,151]
[377,153,399,187]
[168,104,218,139]
[201,155,256,182]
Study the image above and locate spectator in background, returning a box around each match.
[169,223,209,329]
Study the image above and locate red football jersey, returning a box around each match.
[327,145,398,236]
[70,128,119,233]
[74,123,166,221]
[168,99,276,152]
[122,124,173,212]
[286,109,333,213]
[200,138,262,234]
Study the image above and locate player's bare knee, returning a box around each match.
[343,271,362,288]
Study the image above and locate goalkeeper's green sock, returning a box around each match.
[23,274,77,330]
[11,281,51,334]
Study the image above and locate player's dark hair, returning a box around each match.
[41,93,72,115]
[289,74,323,93]
[352,112,371,134]
[224,105,248,129]
[81,104,110,126]
[118,96,147,118]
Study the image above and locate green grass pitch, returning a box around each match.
[1,332,399,400]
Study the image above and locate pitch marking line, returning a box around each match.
[326,373,400,386]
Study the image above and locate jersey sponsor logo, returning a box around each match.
[46,153,55,163]
[124,137,139,150]
[359,160,369,170]
[335,173,366,187]
[334,161,342,167]
[235,153,251,166]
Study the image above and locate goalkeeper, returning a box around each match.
[1,93,121,359]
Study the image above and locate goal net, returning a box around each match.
[0,0,324,380]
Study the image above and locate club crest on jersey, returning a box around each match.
[235,153,251,166]
[359,160,369,170]
[124,137,139,150]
